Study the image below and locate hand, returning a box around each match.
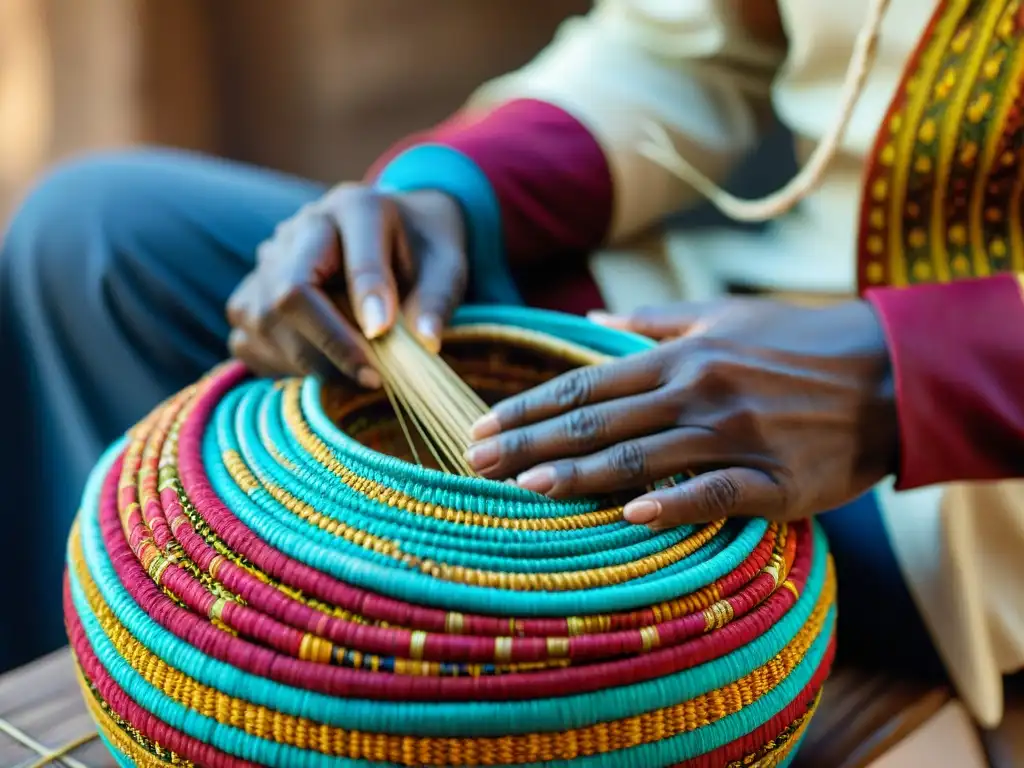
[465,298,899,529]
[226,184,466,385]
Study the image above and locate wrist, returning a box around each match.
[376,144,517,305]
[863,303,899,478]
[830,300,900,479]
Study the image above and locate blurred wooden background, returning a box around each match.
[0,0,588,219]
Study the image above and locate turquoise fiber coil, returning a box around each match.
[64,306,835,767]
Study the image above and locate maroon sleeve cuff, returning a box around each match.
[364,110,484,180]
[369,99,613,268]
[865,274,1024,489]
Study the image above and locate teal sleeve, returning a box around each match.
[376,144,522,306]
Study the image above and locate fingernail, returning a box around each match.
[587,311,629,329]
[624,500,660,524]
[517,466,556,495]
[416,314,442,354]
[360,294,388,339]
[470,413,500,440]
[465,440,499,470]
[357,366,382,389]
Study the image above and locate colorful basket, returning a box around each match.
[65,307,836,768]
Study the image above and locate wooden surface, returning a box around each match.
[0,650,113,767]
[981,677,1024,768]
[869,701,989,767]
[0,648,998,768]
[790,668,957,767]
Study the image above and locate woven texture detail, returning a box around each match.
[64,309,835,767]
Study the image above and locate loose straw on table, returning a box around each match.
[0,715,96,768]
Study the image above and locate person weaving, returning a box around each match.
[1,0,1022,735]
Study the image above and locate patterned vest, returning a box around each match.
[858,0,1024,290]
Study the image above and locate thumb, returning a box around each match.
[588,301,720,340]
[622,468,788,527]
[397,190,468,353]
[402,238,467,354]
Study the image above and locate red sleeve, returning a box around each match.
[865,274,1024,489]
[364,110,485,179]
[367,99,614,269]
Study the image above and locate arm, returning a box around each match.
[866,273,1024,729]
[865,273,1024,488]
[370,0,786,303]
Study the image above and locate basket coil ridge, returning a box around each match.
[64,308,836,768]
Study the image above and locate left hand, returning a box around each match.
[465,298,899,529]
[226,185,466,384]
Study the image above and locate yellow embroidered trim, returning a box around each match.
[859,0,1024,288]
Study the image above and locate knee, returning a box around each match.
[1,148,188,296]
[5,148,165,254]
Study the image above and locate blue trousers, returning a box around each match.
[0,148,943,679]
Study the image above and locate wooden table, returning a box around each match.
[0,649,1019,767]
[0,651,114,767]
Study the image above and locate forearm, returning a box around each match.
[369,1,783,304]
[865,273,1024,488]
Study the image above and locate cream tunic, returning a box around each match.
[468,0,1024,729]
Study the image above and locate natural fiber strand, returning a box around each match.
[637,0,891,222]
[64,308,836,767]
[0,715,95,768]
[367,318,489,475]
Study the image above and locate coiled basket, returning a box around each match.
[65,307,836,768]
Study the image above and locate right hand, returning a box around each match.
[226,184,466,386]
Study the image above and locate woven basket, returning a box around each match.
[64,307,836,768]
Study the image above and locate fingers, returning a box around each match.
[229,185,465,383]
[227,207,382,385]
[402,238,467,354]
[396,189,467,352]
[267,322,344,380]
[228,328,285,378]
[588,302,718,340]
[227,274,297,375]
[228,323,339,380]
[332,188,400,340]
[276,284,380,387]
[471,353,665,440]
[492,428,734,499]
[623,467,788,528]
[467,392,678,478]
